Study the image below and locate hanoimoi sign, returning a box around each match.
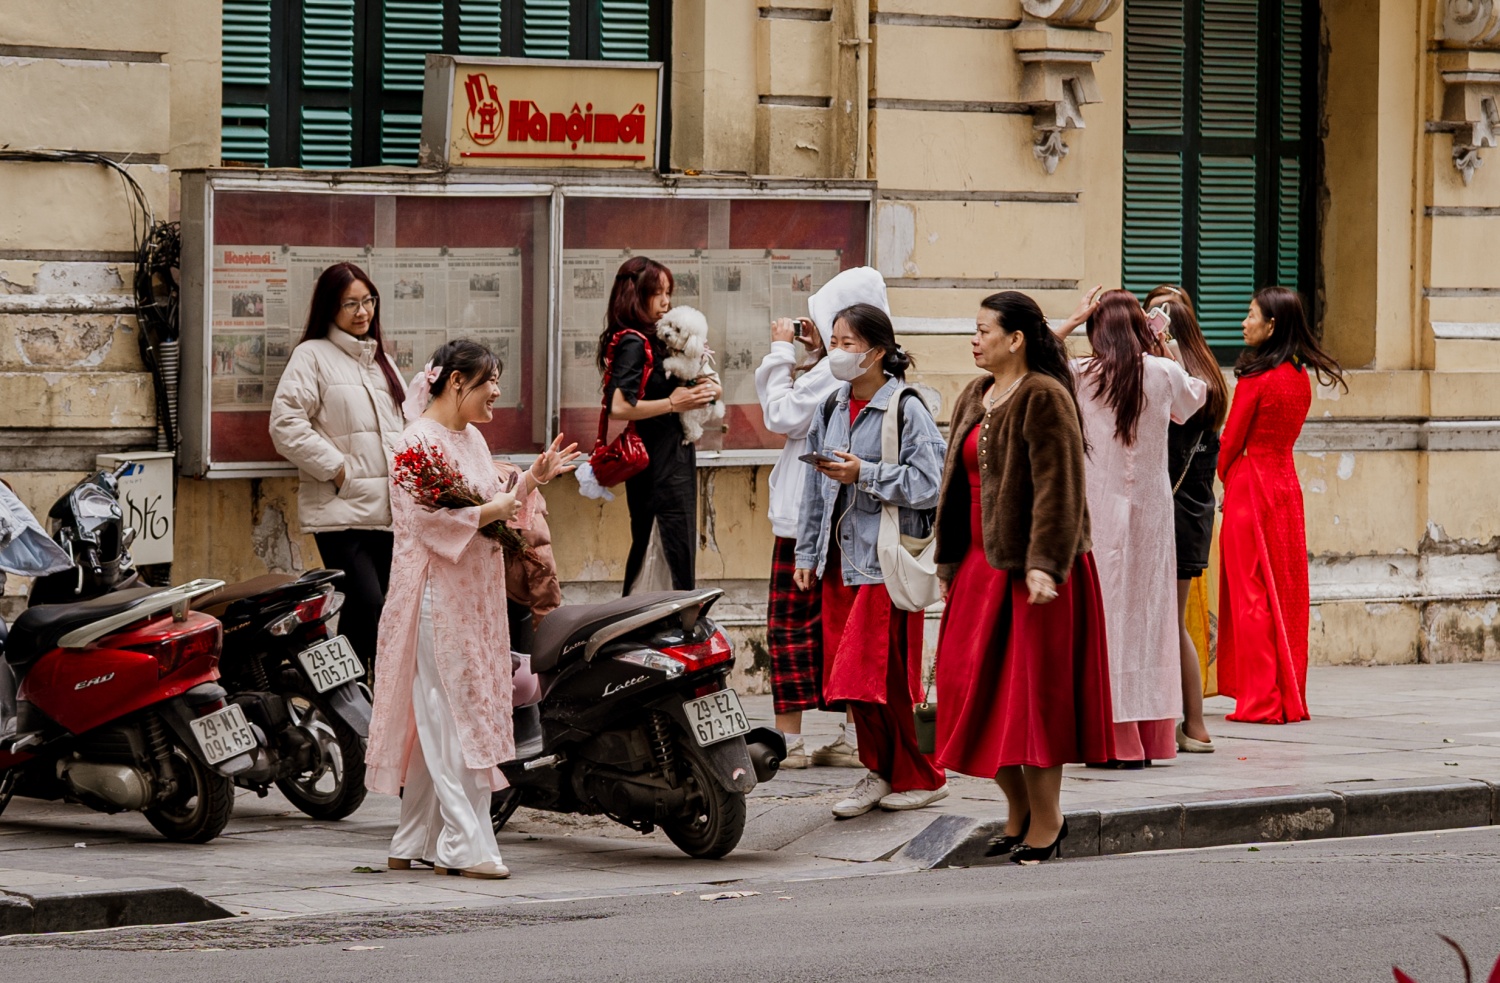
[421,55,662,170]
[96,452,174,565]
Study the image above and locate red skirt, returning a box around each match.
[934,468,1115,772]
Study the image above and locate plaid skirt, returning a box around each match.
[768,536,827,714]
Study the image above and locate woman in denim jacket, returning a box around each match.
[793,303,949,818]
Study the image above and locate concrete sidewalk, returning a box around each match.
[1,663,1497,936]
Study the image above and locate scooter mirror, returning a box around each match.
[122,526,138,550]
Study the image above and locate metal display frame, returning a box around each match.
[178,168,875,478]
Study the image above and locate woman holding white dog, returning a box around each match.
[597,257,721,594]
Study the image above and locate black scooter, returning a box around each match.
[198,570,371,820]
[492,588,785,860]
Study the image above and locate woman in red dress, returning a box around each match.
[932,291,1115,864]
[1217,287,1345,724]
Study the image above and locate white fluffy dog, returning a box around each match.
[654,305,726,443]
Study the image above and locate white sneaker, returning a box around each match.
[832,771,892,818]
[781,738,811,769]
[812,726,863,768]
[879,784,949,812]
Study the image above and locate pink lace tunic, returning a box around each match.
[365,418,540,795]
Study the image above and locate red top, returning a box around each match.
[848,398,869,425]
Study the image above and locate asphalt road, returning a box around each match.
[2,828,1497,982]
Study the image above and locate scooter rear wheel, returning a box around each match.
[144,732,235,843]
[660,739,746,860]
[275,684,367,821]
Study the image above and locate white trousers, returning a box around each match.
[389,586,503,870]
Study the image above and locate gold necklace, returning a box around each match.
[984,372,1027,411]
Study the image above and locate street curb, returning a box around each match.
[893,777,1500,868]
[0,878,231,938]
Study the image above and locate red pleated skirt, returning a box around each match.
[933,428,1116,773]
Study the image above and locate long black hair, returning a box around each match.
[299,261,405,407]
[597,256,673,371]
[426,339,501,412]
[979,290,1088,451]
[1235,286,1347,390]
[833,303,914,379]
[1145,284,1228,429]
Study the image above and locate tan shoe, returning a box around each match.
[1176,722,1215,753]
[781,738,811,769]
[388,857,435,870]
[434,860,511,879]
[811,725,862,768]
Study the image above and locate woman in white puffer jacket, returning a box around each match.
[270,262,406,671]
[753,266,891,769]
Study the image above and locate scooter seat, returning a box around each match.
[529,590,689,674]
[7,587,163,671]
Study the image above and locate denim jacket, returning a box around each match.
[794,377,947,586]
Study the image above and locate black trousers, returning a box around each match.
[622,448,697,595]
[314,529,394,671]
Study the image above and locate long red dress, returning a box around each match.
[1216,361,1312,723]
[933,426,1116,773]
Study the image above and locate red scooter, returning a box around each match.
[0,578,265,843]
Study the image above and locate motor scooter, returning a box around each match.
[0,579,264,843]
[492,588,785,860]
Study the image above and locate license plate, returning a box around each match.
[684,689,750,747]
[296,635,365,694]
[189,704,257,766]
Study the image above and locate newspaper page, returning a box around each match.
[209,246,290,409]
[769,249,842,322]
[559,249,625,408]
[447,248,524,409]
[284,246,359,343]
[701,249,773,406]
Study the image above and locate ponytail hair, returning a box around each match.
[427,338,501,399]
[833,303,915,380]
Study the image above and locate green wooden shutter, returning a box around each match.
[1277,157,1301,287]
[1199,0,1258,138]
[523,0,573,58]
[223,0,273,86]
[457,0,504,55]
[303,0,355,88]
[301,106,354,167]
[599,1,652,60]
[1122,152,1185,295]
[1280,0,1303,140]
[384,0,445,91]
[1196,156,1258,345]
[381,111,425,165]
[222,106,271,165]
[1123,0,1184,135]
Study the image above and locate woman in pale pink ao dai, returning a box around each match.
[365,340,579,880]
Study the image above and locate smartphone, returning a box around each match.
[798,450,840,466]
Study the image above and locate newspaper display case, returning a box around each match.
[179,170,872,477]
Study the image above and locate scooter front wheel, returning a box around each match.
[661,739,746,860]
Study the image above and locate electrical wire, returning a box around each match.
[0,149,178,449]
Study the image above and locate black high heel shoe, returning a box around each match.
[983,813,1030,857]
[1010,818,1069,865]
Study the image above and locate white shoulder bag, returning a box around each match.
[876,388,942,611]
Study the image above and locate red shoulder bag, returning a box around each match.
[588,329,654,487]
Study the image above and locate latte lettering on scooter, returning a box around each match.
[72,672,115,691]
[602,674,648,697]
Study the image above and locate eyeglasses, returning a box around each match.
[340,297,378,314]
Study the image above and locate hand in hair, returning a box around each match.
[1056,284,1104,339]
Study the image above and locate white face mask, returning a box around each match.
[827,347,876,382]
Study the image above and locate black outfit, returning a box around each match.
[1167,413,1220,581]
[607,329,697,594]
[314,528,393,670]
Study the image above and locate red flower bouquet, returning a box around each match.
[391,440,532,558]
